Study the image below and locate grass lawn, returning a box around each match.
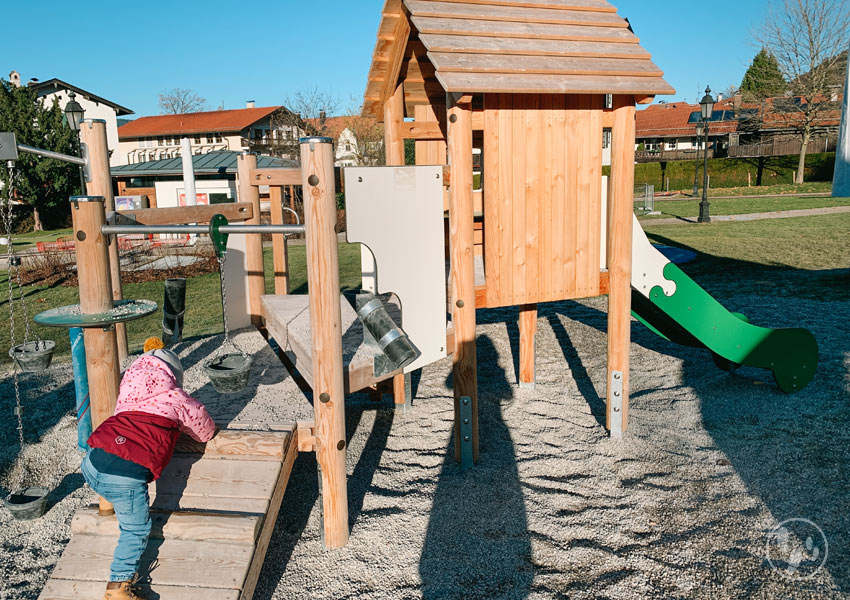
[642,194,850,220]
[0,241,363,366]
[0,228,73,252]
[705,181,832,197]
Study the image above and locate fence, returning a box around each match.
[726,136,836,158]
[633,184,655,214]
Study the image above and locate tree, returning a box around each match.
[757,0,850,183]
[0,79,79,231]
[339,114,385,166]
[264,88,342,159]
[739,49,787,101]
[158,88,208,114]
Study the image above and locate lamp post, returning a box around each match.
[693,121,705,198]
[64,91,86,194]
[698,86,715,224]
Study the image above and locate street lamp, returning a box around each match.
[64,91,86,193]
[698,86,715,224]
[693,121,705,198]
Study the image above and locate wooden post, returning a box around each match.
[269,185,289,295]
[237,153,265,327]
[71,196,121,515]
[384,81,412,408]
[607,96,636,436]
[447,93,479,463]
[518,304,537,388]
[301,137,349,548]
[79,120,127,364]
[383,83,405,166]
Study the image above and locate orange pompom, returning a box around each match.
[143,337,165,352]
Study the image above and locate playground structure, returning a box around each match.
[0,1,822,597]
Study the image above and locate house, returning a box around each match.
[117,103,303,164]
[110,150,297,208]
[9,70,134,166]
[307,115,385,166]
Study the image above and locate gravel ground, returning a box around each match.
[2,273,848,600]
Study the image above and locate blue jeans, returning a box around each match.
[81,452,152,582]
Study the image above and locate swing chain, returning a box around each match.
[3,164,27,493]
[217,253,247,358]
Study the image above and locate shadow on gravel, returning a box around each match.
[419,335,532,600]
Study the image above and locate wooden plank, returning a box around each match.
[71,507,261,545]
[436,72,676,95]
[524,94,540,303]
[151,457,282,500]
[497,93,514,305]
[249,168,302,187]
[50,535,252,590]
[420,0,617,11]
[538,94,554,301]
[607,95,635,434]
[586,96,603,297]
[269,186,289,295]
[447,95,479,464]
[483,94,501,307]
[511,94,527,305]
[574,94,592,298]
[406,1,626,26]
[301,139,349,549]
[419,34,651,58]
[519,304,537,386]
[237,153,265,327]
[118,202,253,226]
[428,52,663,77]
[381,11,412,105]
[402,120,445,140]
[551,94,567,299]
[412,17,637,43]
[240,430,299,600]
[564,95,579,298]
[39,580,239,600]
[148,493,269,515]
[384,83,406,162]
[174,430,289,459]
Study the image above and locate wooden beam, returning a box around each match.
[81,120,127,364]
[381,10,412,106]
[118,203,253,226]
[607,95,636,436]
[635,95,656,105]
[249,168,302,187]
[447,94,479,464]
[300,138,349,548]
[411,17,639,43]
[406,1,626,26]
[237,154,265,328]
[269,186,289,295]
[519,304,537,387]
[435,72,676,96]
[402,120,445,140]
[174,429,288,459]
[428,53,663,77]
[409,0,617,13]
[384,83,406,163]
[419,34,651,59]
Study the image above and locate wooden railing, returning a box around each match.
[726,137,836,158]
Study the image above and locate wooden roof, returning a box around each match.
[363,0,675,119]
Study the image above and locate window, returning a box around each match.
[158,136,165,146]
[666,140,677,150]
[254,128,263,140]
[345,143,352,151]
[215,133,223,143]
[194,134,201,144]
[207,133,214,143]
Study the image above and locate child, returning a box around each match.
[82,338,217,600]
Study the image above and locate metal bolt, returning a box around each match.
[464,435,470,442]
[358,176,363,182]
[613,373,621,380]
[449,114,458,123]
[462,398,469,405]
[76,231,86,241]
[456,299,465,308]
[613,407,620,413]
[614,391,620,397]
[319,393,330,403]
[266,175,272,180]
[308,174,320,186]
[463,418,470,425]
[337,440,346,451]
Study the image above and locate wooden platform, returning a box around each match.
[38,427,298,600]
[262,294,403,395]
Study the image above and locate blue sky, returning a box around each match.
[1,1,770,117]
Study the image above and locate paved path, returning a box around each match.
[640,205,850,226]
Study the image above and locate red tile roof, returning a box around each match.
[118,106,282,138]
[636,102,737,138]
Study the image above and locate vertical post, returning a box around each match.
[518,304,537,388]
[270,186,290,295]
[237,152,265,327]
[383,82,412,407]
[300,137,349,548]
[79,120,127,364]
[71,196,121,515]
[607,96,636,437]
[447,93,478,463]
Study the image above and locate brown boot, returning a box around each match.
[104,578,146,599]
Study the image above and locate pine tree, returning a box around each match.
[0,79,79,231]
[740,49,787,101]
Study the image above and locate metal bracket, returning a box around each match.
[459,396,473,471]
[105,211,139,226]
[0,132,19,161]
[610,371,623,439]
[209,214,229,259]
[79,141,92,183]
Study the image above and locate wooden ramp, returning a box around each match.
[38,428,298,600]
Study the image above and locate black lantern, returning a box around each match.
[700,86,715,121]
[64,91,85,132]
[697,86,715,224]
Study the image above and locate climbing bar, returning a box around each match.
[15,142,87,166]
[101,224,305,236]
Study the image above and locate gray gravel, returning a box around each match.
[2,281,849,599]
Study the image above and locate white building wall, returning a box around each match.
[153,178,237,209]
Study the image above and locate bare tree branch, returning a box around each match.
[158,88,208,114]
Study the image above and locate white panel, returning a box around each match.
[345,166,448,373]
[600,175,608,270]
[631,215,676,299]
[221,232,251,330]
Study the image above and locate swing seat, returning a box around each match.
[204,353,253,394]
[9,340,56,372]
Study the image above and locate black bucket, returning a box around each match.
[203,353,253,393]
[9,340,56,372]
[4,486,49,520]
[162,278,187,344]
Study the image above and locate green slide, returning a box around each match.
[629,218,818,393]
